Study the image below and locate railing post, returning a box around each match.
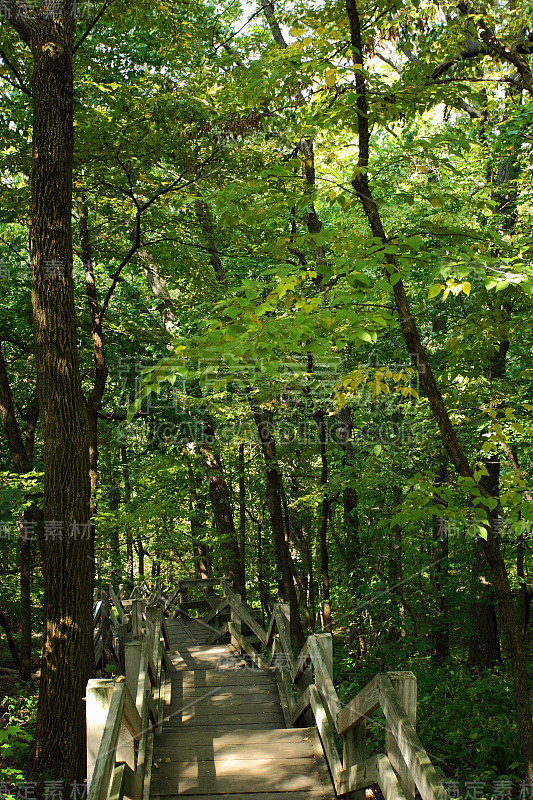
[342,723,367,800]
[179,582,189,615]
[145,605,159,656]
[131,598,144,639]
[116,620,128,674]
[315,633,333,677]
[294,626,313,728]
[230,593,241,651]
[86,678,135,800]
[86,678,115,790]
[385,671,417,800]
[101,584,112,672]
[125,641,142,703]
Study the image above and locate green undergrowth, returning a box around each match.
[333,637,528,789]
[0,684,37,787]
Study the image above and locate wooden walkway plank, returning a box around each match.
[152,792,329,800]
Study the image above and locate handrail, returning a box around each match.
[208,580,447,800]
[87,586,172,800]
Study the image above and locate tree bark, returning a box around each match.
[388,483,405,640]
[139,247,178,335]
[194,198,228,287]
[19,505,39,682]
[78,194,108,588]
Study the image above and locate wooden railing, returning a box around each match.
[87,586,172,800]
[208,581,447,800]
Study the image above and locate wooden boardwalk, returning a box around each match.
[150,617,334,800]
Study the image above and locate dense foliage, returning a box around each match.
[1,0,533,788]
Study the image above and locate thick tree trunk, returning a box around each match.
[468,553,500,668]
[25,17,92,778]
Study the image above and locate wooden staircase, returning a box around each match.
[150,617,333,800]
[87,579,447,800]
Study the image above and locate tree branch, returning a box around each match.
[72,0,114,55]
[0,49,31,97]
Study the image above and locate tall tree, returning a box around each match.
[3,0,93,778]
[344,0,533,779]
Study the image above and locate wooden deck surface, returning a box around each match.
[151,617,334,800]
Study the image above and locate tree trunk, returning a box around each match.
[431,460,450,664]
[0,344,35,682]
[139,247,177,335]
[257,521,270,622]
[517,525,529,640]
[19,505,39,682]
[314,411,331,633]
[121,444,134,582]
[469,457,501,668]
[78,195,108,588]
[188,463,211,584]
[198,420,246,598]
[388,483,405,640]
[336,408,361,608]
[24,15,92,777]
[0,604,20,668]
[137,536,145,577]
[238,443,246,582]
[0,343,29,471]
[194,197,228,287]
[251,404,304,650]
